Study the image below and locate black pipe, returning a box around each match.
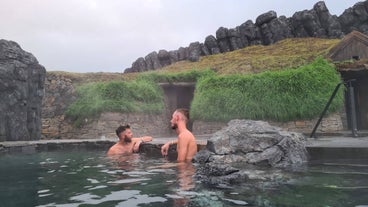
[347,81,358,137]
[310,82,344,138]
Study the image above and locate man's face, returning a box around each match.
[121,128,133,143]
[171,112,178,130]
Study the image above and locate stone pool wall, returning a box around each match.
[192,112,345,136]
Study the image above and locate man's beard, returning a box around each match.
[123,136,132,143]
[171,123,178,130]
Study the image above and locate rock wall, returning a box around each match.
[41,73,76,139]
[0,40,46,141]
[125,1,368,73]
[50,112,168,140]
[192,111,345,136]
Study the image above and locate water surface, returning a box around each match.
[0,149,367,207]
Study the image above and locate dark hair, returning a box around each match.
[116,124,130,137]
[176,108,190,121]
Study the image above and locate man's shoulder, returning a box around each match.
[179,130,195,139]
[107,144,118,155]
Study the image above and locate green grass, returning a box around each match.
[190,58,344,122]
[65,79,163,127]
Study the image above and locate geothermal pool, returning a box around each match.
[0,148,367,207]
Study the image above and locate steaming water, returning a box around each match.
[0,149,367,207]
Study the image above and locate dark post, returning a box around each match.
[346,80,358,137]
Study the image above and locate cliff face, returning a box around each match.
[0,40,46,141]
[125,1,368,73]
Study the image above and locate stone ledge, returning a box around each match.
[0,137,208,155]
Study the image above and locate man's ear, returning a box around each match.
[175,113,181,121]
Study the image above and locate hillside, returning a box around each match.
[156,38,340,75]
[47,37,340,80]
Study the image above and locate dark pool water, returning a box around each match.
[0,149,367,207]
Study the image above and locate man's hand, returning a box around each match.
[161,143,170,156]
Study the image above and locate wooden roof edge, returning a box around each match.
[337,66,368,72]
[328,30,368,58]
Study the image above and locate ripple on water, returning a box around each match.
[37,189,50,194]
[165,194,184,199]
[87,185,107,190]
[86,178,100,184]
[38,193,53,198]
[223,198,248,205]
[148,169,168,173]
[123,170,157,176]
[99,169,124,174]
[108,178,151,184]
[37,189,53,198]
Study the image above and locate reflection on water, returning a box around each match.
[0,150,367,207]
[177,162,196,191]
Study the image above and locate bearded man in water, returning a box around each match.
[107,125,152,156]
[161,108,197,162]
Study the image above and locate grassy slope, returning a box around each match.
[158,38,340,75]
[47,37,340,79]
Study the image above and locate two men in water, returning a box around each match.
[107,108,197,162]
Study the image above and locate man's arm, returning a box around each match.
[161,139,177,156]
[132,136,153,152]
[140,136,153,142]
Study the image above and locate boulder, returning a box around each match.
[204,35,220,55]
[177,47,188,61]
[188,42,201,62]
[194,119,308,188]
[131,57,147,72]
[145,51,161,70]
[216,27,231,52]
[313,1,343,38]
[228,28,244,50]
[259,16,293,45]
[255,10,277,26]
[291,9,326,37]
[168,50,179,63]
[0,39,46,141]
[339,1,368,34]
[158,49,171,67]
[237,20,262,46]
[200,43,210,56]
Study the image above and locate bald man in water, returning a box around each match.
[161,108,197,162]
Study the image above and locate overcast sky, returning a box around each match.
[0,0,363,73]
